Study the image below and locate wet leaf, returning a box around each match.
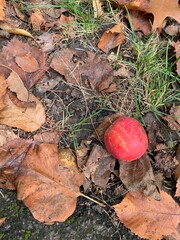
[114,191,180,240]
[50,48,115,92]
[0,38,47,89]
[0,139,85,223]
[98,23,126,53]
[120,153,161,200]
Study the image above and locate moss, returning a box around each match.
[66,215,75,225]
[24,230,32,240]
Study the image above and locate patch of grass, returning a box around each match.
[19,0,101,38]
[120,30,179,121]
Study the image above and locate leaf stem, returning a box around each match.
[79,193,105,207]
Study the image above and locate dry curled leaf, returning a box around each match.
[92,112,123,141]
[83,144,116,187]
[0,70,45,132]
[163,105,180,131]
[171,41,180,75]
[98,23,126,53]
[0,139,85,223]
[50,48,115,92]
[0,74,8,111]
[120,153,161,200]
[114,191,180,240]
[0,38,47,89]
[92,0,103,18]
[0,22,33,38]
[175,178,180,197]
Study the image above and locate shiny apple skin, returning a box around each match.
[104,116,148,161]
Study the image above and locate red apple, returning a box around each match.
[104,116,148,161]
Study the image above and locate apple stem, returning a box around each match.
[79,193,105,207]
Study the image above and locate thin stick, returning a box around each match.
[79,192,105,207]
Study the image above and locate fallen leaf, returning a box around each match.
[30,9,45,31]
[147,0,180,32]
[118,0,180,32]
[76,140,91,169]
[114,191,180,240]
[92,0,103,18]
[163,105,180,131]
[0,139,85,223]
[125,10,152,35]
[0,0,6,20]
[0,217,6,226]
[165,25,180,36]
[83,144,116,187]
[36,32,55,53]
[0,125,18,146]
[92,112,123,141]
[98,23,126,53]
[0,21,33,38]
[119,153,161,200]
[33,131,61,144]
[166,225,180,240]
[175,178,180,197]
[50,48,115,92]
[171,41,180,75]
[0,74,8,110]
[15,53,39,73]
[0,38,47,89]
[0,70,45,132]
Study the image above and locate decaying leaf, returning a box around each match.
[0,0,6,20]
[118,0,180,33]
[114,191,180,240]
[0,125,18,146]
[30,9,45,31]
[163,105,180,131]
[98,23,126,53]
[171,41,180,75]
[0,69,45,132]
[0,74,8,110]
[0,139,85,223]
[83,144,116,187]
[0,21,33,38]
[119,153,161,200]
[175,178,180,197]
[33,131,61,144]
[0,217,6,226]
[92,112,123,141]
[50,48,115,92]
[92,0,103,18]
[0,38,47,89]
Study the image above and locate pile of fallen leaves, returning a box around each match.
[0,1,180,240]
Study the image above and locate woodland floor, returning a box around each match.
[0,1,180,240]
